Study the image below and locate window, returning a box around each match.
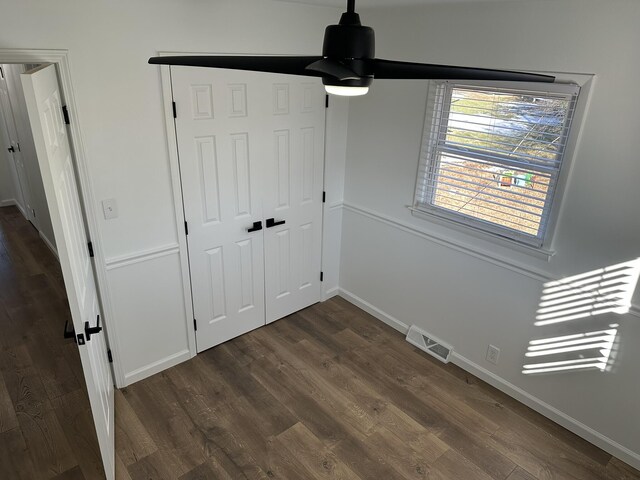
[414,81,579,248]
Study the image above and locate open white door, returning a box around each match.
[0,68,35,222]
[21,64,115,480]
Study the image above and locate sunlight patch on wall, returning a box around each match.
[523,326,617,374]
[523,258,639,376]
[534,258,640,326]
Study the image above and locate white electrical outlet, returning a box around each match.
[486,345,500,365]
[102,199,118,220]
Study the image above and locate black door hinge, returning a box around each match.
[107,349,113,363]
[0,66,4,79]
[62,105,70,125]
[172,101,177,119]
[325,95,329,108]
[322,191,326,203]
[320,271,324,282]
[87,241,94,258]
[184,221,189,236]
[193,318,198,331]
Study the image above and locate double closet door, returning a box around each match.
[172,67,326,353]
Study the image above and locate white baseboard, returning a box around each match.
[0,199,16,208]
[322,286,341,301]
[338,288,410,334]
[122,349,192,387]
[451,353,640,471]
[337,288,640,471]
[39,231,58,259]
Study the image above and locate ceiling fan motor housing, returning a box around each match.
[322,12,375,87]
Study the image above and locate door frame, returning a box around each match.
[0,49,123,384]
[157,51,331,355]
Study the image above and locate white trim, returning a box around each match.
[321,286,340,301]
[337,288,640,471]
[104,243,180,271]
[39,230,58,259]
[156,60,202,359]
[123,349,191,386]
[338,288,409,334]
[0,199,16,207]
[0,49,124,385]
[14,201,27,219]
[344,202,551,281]
[409,206,555,261]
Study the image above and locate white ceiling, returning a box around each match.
[276,0,524,8]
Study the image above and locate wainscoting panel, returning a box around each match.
[106,246,192,385]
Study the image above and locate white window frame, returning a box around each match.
[412,76,590,257]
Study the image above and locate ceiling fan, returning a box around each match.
[149,0,554,96]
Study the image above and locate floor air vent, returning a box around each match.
[406,325,453,363]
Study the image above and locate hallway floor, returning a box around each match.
[0,206,104,479]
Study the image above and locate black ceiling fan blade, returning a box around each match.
[148,55,326,77]
[305,58,361,81]
[370,58,555,83]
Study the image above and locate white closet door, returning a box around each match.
[172,67,325,352]
[262,79,325,323]
[172,67,268,353]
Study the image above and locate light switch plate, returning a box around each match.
[102,199,118,220]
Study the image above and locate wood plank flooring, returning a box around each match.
[2,205,640,479]
[0,206,104,479]
[118,308,640,478]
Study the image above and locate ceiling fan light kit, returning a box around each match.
[149,0,555,96]
[324,85,369,96]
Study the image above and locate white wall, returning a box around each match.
[0,0,344,385]
[340,0,640,468]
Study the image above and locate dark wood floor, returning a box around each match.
[2,205,640,479]
[0,206,105,479]
[115,298,640,480]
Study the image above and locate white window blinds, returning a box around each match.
[414,81,579,247]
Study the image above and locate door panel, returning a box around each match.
[173,68,267,353]
[172,67,325,351]
[21,64,114,480]
[263,81,325,323]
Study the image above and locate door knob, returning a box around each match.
[247,221,263,233]
[266,218,286,228]
[84,315,102,341]
[7,146,15,153]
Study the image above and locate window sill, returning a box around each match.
[408,206,556,262]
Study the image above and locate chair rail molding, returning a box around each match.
[341,201,640,318]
